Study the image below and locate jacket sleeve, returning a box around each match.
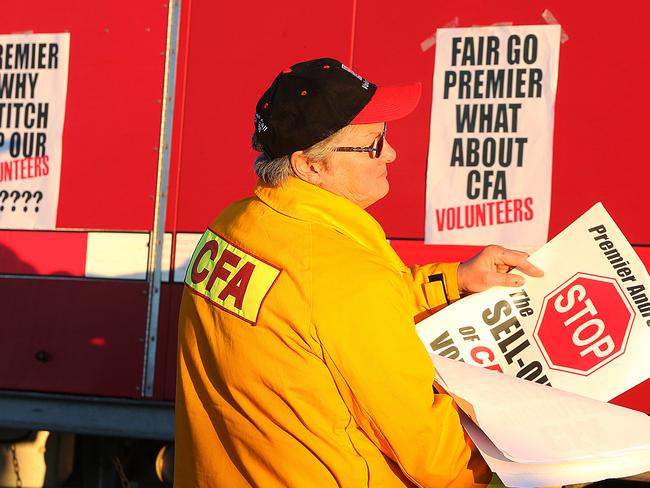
[314,264,488,488]
[408,261,462,314]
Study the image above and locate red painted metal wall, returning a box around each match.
[3,0,167,230]
[0,279,147,397]
[169,0,650,243]
[161,0,650,410]
[1,0,649,412]
[0,0,168,397]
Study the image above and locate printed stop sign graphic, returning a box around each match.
[533,272,636,375]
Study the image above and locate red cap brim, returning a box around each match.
[350,82,422,124]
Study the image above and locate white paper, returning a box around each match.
[0,33,70,229]
[461,411,650,488]
[432,355,650,465]
[425,25,560,246]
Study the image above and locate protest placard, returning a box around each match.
[417,202,650,402]
[0,33,70,229]
[426,25,560,246]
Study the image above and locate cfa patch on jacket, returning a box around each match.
[184,229,281,324]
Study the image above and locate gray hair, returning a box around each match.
[252,126,351,186]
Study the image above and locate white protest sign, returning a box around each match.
[425,25,560,246]
[0,33,70,229]
[417,203,650,402]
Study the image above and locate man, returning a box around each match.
[175,58,543,487]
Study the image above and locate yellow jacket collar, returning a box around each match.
[255,177,407,272]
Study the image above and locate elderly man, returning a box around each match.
[175,58,542,487]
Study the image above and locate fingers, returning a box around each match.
[496,247,544,278]
[484,270,526,289]
[623,471,650,482]
[458,245,544,294]
[516,259,544,278]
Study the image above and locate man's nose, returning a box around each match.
[382,140,397,163]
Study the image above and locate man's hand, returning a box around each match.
[563,471,650,486]
[457,245,544,294]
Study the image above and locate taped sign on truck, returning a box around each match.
[0,32,70,230]
[425,24,561,247]
[417,203,650,402]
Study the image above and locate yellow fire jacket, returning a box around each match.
[175,176,490,487]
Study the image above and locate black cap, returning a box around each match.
[254,58,377,159]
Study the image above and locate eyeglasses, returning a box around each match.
[334,123,387,159]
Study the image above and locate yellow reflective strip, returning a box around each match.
[185,230,280,323]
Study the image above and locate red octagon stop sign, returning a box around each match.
[533,272,636,376]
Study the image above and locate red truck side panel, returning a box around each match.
[351,0,650,242]
[0,278,146,398]
[3,0,168,230]
[1,0,648,414]
[170,0,356,232]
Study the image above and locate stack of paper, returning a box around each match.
[432,354,650,487]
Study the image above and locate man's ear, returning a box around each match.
[290,151,326,185]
